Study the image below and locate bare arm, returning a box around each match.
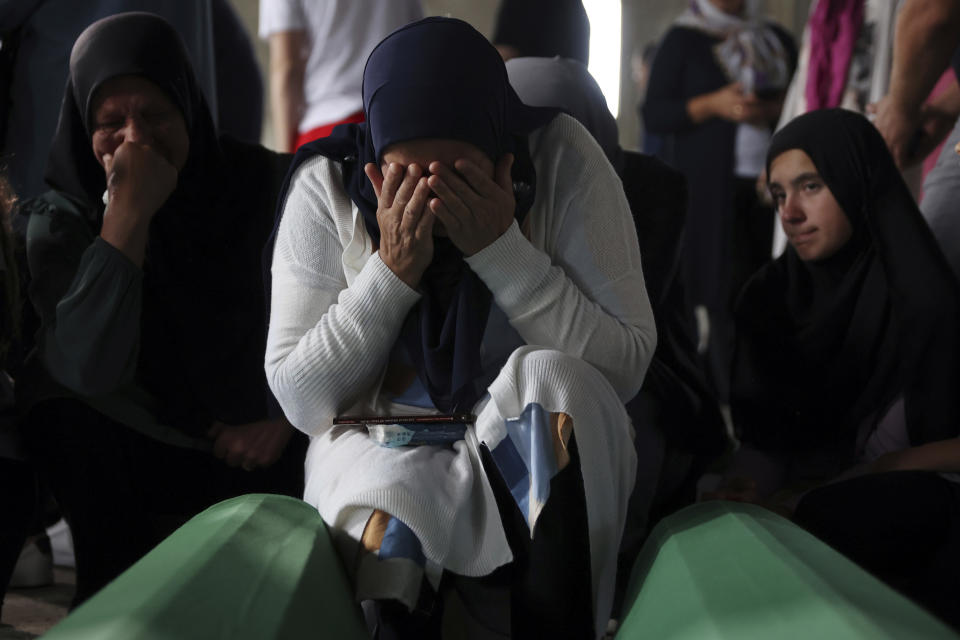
[874,0,960,166]
[867,438,960,474]
[268,30,307,153]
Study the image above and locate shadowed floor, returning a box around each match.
[0,568,74,639]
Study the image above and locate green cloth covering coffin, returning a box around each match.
[617,501,958,639]
[42,494,367,640]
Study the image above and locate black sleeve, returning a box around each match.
[772,23,799,82]
[211,0,263,144]
[642,29,698,135]
[25,196,143,396]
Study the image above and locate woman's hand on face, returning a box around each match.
[365,161,435,289]
[426,153,515,256]
[103,140,178,221]
[99,140,179,266]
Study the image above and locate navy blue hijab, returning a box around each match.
[265,17,557,412]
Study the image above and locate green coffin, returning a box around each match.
[43,494,367,640]
[617,501,958,639]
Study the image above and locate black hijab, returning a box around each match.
[265,17,557,413]
[45,13,291,433]
[493,0,591,64]
[732,109,960,453]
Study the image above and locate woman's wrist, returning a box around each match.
[100,203,151,267]
[687,92,717,124]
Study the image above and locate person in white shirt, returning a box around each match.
[264,17,656,638]
[259,0,422,152]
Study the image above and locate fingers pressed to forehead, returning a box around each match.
[495,153,514,192]
[414,208,436,242]
[407,175,431,212]
[428,162,479,198]
[429,161,492,208]
[427,172,471,215]
[452,158,498,195]
[392,163,422,208]
[364,162,384,198]
[428,196,459,232]
[399,177,431,235]
[379,162,405,205]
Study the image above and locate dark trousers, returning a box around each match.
[23,397,305,607]
[375,437,594,639]
[0,457,37,615]
[484,437,594,639]
[795,470,960,629]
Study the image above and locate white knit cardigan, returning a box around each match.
[265,114,657,636]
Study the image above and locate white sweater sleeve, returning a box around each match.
[465,115,657,401]
[265,157,421,435]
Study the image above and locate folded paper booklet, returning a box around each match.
[334,414,476,448]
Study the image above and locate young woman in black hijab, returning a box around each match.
[726,108,960,627]
[18,12,303,605]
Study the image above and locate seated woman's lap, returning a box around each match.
[795,471,960,571]
[795,470,960,627]
[305,346,636,633]
[305,347,634,557]
[25,397,303,509]
[23,397,304,603]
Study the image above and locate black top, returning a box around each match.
[642,25,796,312]
[492,0,590,64]
[31,13,291,437]
[211,0,263,144]
[620,151,725,455]
[732,109,960,454]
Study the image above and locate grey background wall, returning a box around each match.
[228,0,811,151]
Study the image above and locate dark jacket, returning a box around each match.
[642,24,796,312]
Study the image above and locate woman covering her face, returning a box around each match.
[728,109,960,627]
[265,17,657,638]
[19,12,304,606]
